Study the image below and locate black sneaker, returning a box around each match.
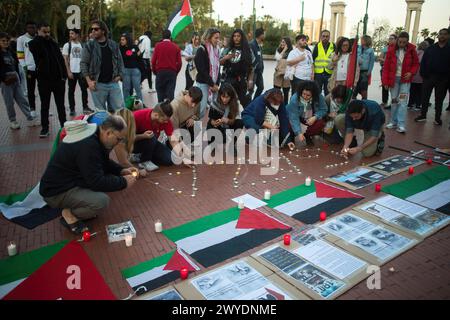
[39,128,49,138]
[446,106,450,111]
[69,110,76,117]
[83,107,94,114]
[434,119,442,126]
[414,115,427,122]
[383,105,391,110]
[305,136,314,147]
[375,131,385,156]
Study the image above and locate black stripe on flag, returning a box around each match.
[11,206,62,230]
[132,270,180,295]
[166,2,184,30]
[191,228,290,268]
[436,203,450,215]
[292,198,363,224]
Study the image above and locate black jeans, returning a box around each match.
[408,83,422,108]
[206,119,244,144]
[380,67,389,104]
[314,72,331,96]
[133,136,173,166]
[68,72,89,111]
[142,59,153,89]
[253,71,264,99]
[274,85,290,106]
[420,74,449,119]
[37,79,67,130]
[155,69,177,102]
[26,70,37,110]
[225,76,249,107]
[185,66,194,90]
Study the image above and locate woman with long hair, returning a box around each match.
[119,33,143,101]
[274,37,293,105]
[220,29,254,107]
[353,35,375,99]
[183,32,200,90]
[327,37,359,92]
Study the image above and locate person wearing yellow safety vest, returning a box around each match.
[313,30,335,97]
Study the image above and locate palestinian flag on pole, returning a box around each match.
[382,165,450,214]
[266,180,364,224]
[167,0,194,40]
[163,207,291,268]
[0,241,68,299]
[122,248,200,295]
[3,241,116,300]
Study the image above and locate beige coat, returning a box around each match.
[170,91,200,129]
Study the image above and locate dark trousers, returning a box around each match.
[420,74,449,120]
[155,70,177,102]
[253,71,264,99]
[142,59,153,89]
[68,73,88,111]
[274,86,290,106]
[301,119,326,137]
[26,70,37,110]
[206,119,244,144]
[134,136,173,166]
[185,66,194,90]
[37,79,67,130]
[408,82,422,108]
[380,68,389,104]
[314,72,331,96]
[226,77,249,107]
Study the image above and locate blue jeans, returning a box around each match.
[195,82,217,120]
[122,68,142,101]
[133,136,173,166]
[91,82,124,111]
[389,77,411,128]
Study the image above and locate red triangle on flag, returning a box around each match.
[3,241,116,300]
[180,0,192,17]
[265,287,285,300]
[315,180,363,199]
[163,249,197,272]
[236,208,291,230]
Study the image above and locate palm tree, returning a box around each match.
[420,28,430,40]
[430,31,438,40]
[394,26,405,36]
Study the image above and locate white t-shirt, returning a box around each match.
[287,48,313,80]
[396,48,405,77]
[138,35,152,59]
[62,42,83,73]
[336,53,350,81]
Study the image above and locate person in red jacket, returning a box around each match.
[381,32,419,133]
[151,30,182,102]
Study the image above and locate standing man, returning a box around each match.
[378,34,397,110]
[415,28,450,126]
[81,20,125,112]
[382,32,419,134]
[138,31,155,93]
[250,28,265,99]
[16,21,37,117]
[151,30,182,102]
[287,34,314,95]
[63,29,92,116]
[29,23,67,138]
[313,30,334,96]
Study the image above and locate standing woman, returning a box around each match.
[327,37,359,92]
[220,29,254,108]
[194,28,221,119]
[408,41,429,111]
[273,37,293,106]
[119,33,143,102]
[183,32,200,90]
[353,35,375,99]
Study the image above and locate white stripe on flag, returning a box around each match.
[177,249,200,271]
[406,180,450,210]
[175,221,252,254]
[274,193,331,216]
[0,184,47,219]
[168,13,184,32]
[126,265,171,288]
[0,278,26,299]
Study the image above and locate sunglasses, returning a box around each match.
[90,27,101,32]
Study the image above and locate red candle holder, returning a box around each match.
[319,212,327,221]
[180,268,189,280]
[375,184,381,192]
[427,159,433,165]
[408,167,414,175]
[82,231,91,242]
[283,234,291,246]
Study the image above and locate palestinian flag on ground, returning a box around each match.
[167,0,194,40]
[266,180,364,224]
[3,241,116,300]
[122,248,200,295]
[0,241,68,299]
[163,207,291,268]
[382,165,450,214]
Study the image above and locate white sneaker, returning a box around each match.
[10,121,20,130]
[30,111,37,118]
[138,160,159,172]
[396,126,406,133]
[148,89,156,93]
[386,122,396,129]
[27,117,40,127]
[129,153,142,163]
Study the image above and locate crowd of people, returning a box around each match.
[1,19,449,234]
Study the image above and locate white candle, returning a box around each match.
[305,176,312,186]
[155,220,163,233]
[7,241,17,256]
[238,199,245,209]
[264,190,271,200]
[125,235,133,247]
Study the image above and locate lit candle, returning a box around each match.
[125,235,133,247]
[238,199,245,209]
[155,220,163,233]
[180,268,189,280]
[132,171,138,178]
[319,212,327,221]
[305,176,312,186]
[7,241,17,257]
[408,167,414,175]
[283,234,291,246]
[264,190,271,200]
[375,184,382,192]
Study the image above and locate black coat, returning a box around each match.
[194,44,219,87]
[29,36,67,81]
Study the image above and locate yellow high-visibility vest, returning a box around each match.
[314,42,334,74]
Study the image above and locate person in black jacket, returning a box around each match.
[39,116,138,234]
[29,22,67,138]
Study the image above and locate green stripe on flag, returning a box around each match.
[382,166,450,199]
[266,182,316,208]
[172,16,193,39]
[121,250,175,279]
[0,240,68,286]
[163,207,241,243]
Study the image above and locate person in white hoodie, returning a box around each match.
[138,31,154,93]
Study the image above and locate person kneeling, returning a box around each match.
[340,100,386,158]
[39,117,137,235]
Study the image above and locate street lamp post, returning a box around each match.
[363,0,369,35]
[319,0,325,32]
[300,1,305,34]
[253,0,256,38]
